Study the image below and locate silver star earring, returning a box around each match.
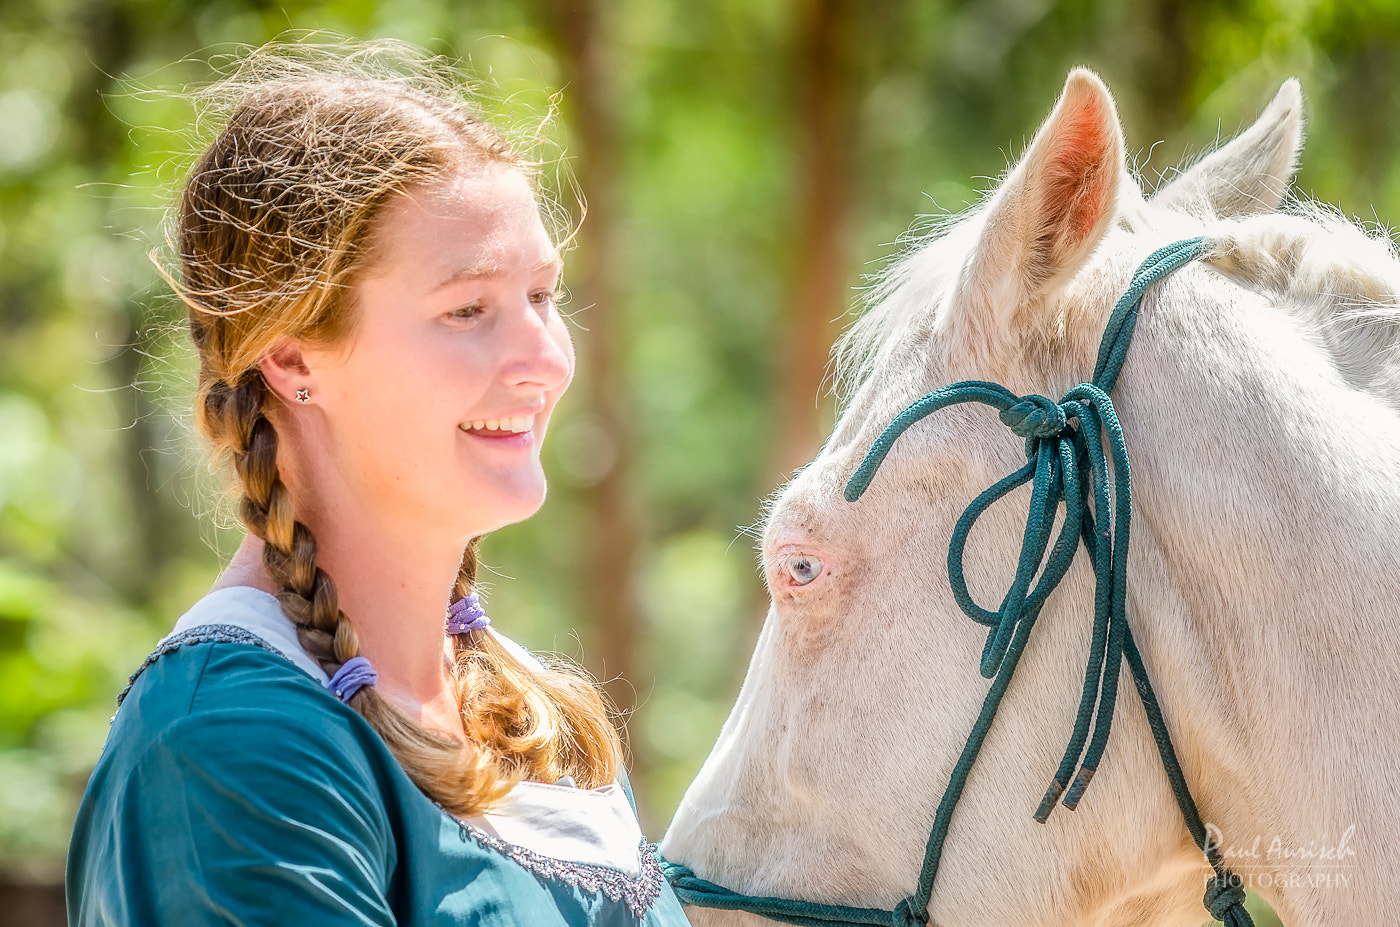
[294,388,311,404]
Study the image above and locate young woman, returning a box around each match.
[66,43,688,926]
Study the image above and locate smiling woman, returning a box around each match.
[269,163,574,541]
[64,39,687,927]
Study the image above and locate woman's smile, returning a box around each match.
[458,418,536,447]
[459,415,534,434]
[288,162,575,538]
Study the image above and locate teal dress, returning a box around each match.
[66,588,689,927]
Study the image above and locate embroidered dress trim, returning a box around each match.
[114,624,284,712]
[449,811,665,918]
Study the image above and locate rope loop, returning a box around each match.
[999,394,1068,438]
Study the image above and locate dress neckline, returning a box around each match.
[149,586,653,881]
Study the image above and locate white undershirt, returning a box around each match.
[166,586,645,876]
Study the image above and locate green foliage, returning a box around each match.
[0,9,1390,925]
[0,561,152,875]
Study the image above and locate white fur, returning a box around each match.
[663,70,1400,927]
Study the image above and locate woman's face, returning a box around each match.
[296,162,574,539]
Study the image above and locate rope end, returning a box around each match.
[1033,779,1065,823]
[1062,767,1096,810]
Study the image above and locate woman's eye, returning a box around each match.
[783,554,823,586]
[530,289,563,306]
[449,304,482,320]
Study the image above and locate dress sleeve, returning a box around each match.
[82,705,398,927]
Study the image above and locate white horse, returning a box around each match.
[662,69,1400,927]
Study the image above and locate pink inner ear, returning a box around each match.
[1043,96,1115,247]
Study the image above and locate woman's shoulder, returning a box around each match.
[105,587,384,775]
[68,589,413,925]
[145,584,329,684]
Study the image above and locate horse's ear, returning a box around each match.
[1153,79,1303,217]
[949,68,1123,367]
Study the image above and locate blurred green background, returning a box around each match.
[5,0,1399,923]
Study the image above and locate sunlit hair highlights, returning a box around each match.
[173,40,619,816]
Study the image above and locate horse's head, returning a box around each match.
[663,69,1400,926]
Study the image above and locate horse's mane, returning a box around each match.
[833,208,989,403]
[1208,201,1400,403]
[833,190,1400,407]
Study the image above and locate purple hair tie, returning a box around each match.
[447,593,490,635]
[325,656,377,703]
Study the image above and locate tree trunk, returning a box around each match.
[543,0,639,748]
[76,0,174,602]
[1139,0,1193,149]
[0,879,66,927]
[772,0,859,480]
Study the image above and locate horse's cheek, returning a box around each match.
[773,581,847,652]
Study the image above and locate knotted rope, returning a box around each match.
[663,238,1252,927]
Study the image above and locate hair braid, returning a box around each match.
[213,372,515,813]
[214,374,345,670]
[450,541,623,786]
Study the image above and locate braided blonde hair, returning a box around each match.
[176,41,619,816]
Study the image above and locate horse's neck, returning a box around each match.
[1118,293,1400,921]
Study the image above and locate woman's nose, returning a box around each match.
[505,300,574,391]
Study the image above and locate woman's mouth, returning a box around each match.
[459,415,533,437]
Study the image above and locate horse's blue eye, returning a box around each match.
[785,555,823,586]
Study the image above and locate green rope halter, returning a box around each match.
[662,238,1253,927]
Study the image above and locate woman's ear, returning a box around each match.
[259,339,313,405]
